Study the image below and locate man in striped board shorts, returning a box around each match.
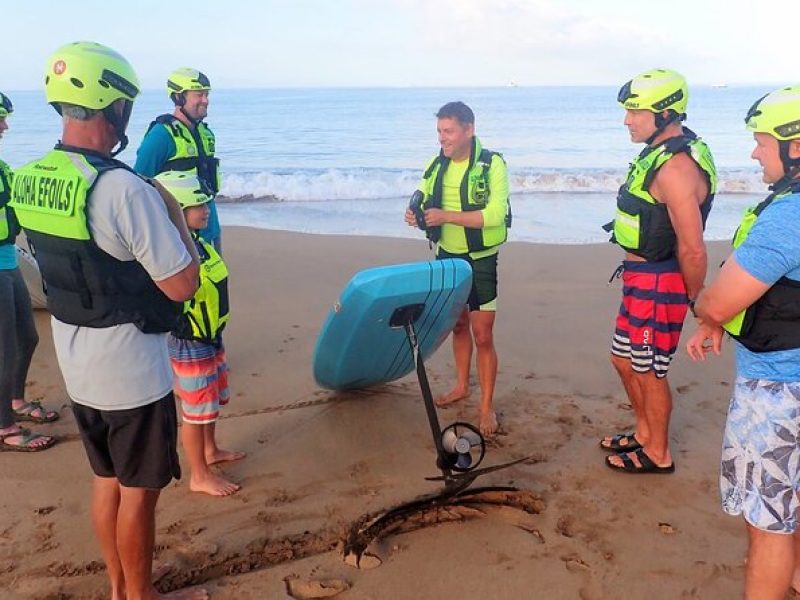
[600,68,717,474]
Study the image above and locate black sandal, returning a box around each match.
[599,432,642,453]
[605,448,675,474]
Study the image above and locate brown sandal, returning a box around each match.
[13,400,60,424]
[0,428,56,452]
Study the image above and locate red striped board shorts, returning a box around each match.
[611,259,689,379]
[168,336,230,424]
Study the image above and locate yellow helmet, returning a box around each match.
[155,171,212,209]
[745,85,800,141]
[167,68,211,105]
[44,41,139,110]
[746,85,800,176]
[618,68,688,115]
[0,92,12,119]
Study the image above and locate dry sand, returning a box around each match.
[0,228,747,599]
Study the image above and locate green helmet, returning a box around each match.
[167,68,211,98]
[618,68,688,115]
[44,41,140,110]
[0,92,13,119]
[745,85,800,140]
[155,171,212,209]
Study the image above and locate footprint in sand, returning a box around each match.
[285,578,350,599]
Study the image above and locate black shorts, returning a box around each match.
[436,250,498,312]
[72,392,181,489]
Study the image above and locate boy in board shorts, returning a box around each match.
[156,171,244,497]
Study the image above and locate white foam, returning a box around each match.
[219,167,767,202]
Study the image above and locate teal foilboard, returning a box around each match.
[313,259,472,390]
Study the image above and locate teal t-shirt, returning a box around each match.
[134,123,221,244]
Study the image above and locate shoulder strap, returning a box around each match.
[477,148,512,228]
[641,134,693,192]
[155,114,177,126]
[145,113,177,136]
[478,148,503,178]
[423,155,442,180]
[55,144,149,195]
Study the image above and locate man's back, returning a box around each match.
[52,168,190,410]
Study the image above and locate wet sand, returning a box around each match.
[0,228,746,599]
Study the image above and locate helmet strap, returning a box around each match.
[777,140,800,176]
[645,111,684,146]
[102,103,131,157]
[171,92,186,107]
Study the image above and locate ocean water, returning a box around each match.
[1,86,772,244]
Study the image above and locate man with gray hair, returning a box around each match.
[11,42,206,599]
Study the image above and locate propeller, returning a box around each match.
[439,422,485,472]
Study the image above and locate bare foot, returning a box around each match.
[435,387,470,408]
[156,586,209,599]
[479,409,498,437]
[189,472,241,497]
[205,448,246,466]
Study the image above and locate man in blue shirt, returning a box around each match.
[687,85,800,598]
[135,68,222,251]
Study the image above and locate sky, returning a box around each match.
[1,0,797,90]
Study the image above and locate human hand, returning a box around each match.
[404,208,418,227]
[424,208,448,227]
[686,323,724,361]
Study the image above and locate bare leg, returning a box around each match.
[606,354,650,448]
[182,422,239,497]
[470,310,498,436]
[607,369,673,469]
[636,371,673,466]
[435,308,472,407]
[91,476,125,600]
[203,421,245,466]
[791,518,800,594]
[116,485,160,600]
[745,522,793,600]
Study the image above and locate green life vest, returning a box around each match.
[173,233,230,343]
[0,159,19,246]
[10,145,181,332]
[722,179,800,352]
[419,136,511,254]
[607,128,717,262]
[148,114,221,194]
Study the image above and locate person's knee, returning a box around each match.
[471,315,495,348]
[452,312,470,335]
[118,485,161,509]
[610,353,630,374]
[473,328,494,348]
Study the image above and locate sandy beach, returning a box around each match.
[0,227,746,599]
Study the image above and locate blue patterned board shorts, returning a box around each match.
[720,377,800,533]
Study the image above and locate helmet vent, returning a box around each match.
[775,120,800,138]
[98,80,110,89]
[70,78,84,89]
[653,89,684,111]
